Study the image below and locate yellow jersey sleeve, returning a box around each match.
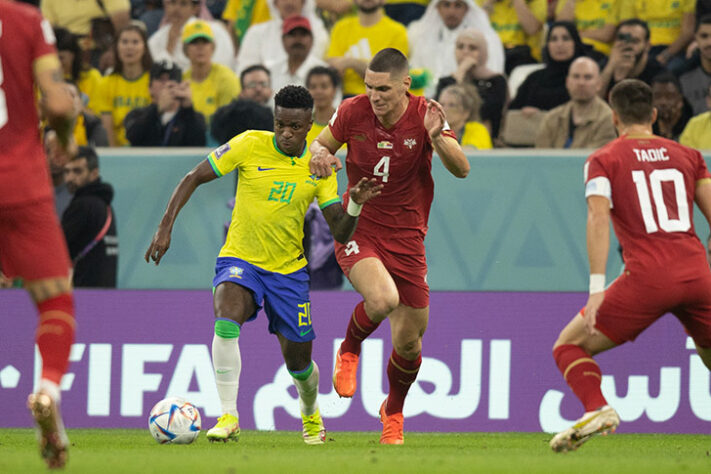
[316,173,341,209]
[207,131,253,177]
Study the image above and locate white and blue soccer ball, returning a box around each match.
[148,397,201,444]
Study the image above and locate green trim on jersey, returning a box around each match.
[319,198,341,209]
[215,319,241,338]
[207,155,223,177]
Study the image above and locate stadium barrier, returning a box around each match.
[99,148,711,292]
[3,289,709,433]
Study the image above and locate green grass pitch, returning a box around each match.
[1,429,710,473]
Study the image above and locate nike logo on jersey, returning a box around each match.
[258,167,276,171]
[300,327,313,337]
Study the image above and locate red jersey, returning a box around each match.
[585,134,711,281]
[329,93,456,239]
[0,1,57,206]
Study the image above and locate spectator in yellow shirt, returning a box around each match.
[98,24,153,146]
[55,28,104,117]
[619,0,696,71]
[680,83,711,149]
[439,83,493,149]
[555,0,620,57]
[305,66,342,148]
[326,0,409,96]
[182,20,241,144]
[478,0,547,74]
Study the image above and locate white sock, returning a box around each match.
[212,333,241,418]
[292,361,320,416]
[39,379,61,402]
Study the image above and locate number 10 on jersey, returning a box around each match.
[632,168,691,234]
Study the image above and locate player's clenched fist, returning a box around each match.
[310,148,342,177]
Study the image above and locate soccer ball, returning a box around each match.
[148,397,201,444]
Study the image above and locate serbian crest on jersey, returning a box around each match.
[404,138,417,149]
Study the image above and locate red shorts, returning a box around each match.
[0,198,71,281]
[334,231,429,308]
[589,269,711,348]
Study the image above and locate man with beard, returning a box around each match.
[267,15,327,92]
[62,147,118,287]
[680,15,711,116]
[326,0,409,97]
[599,19,667,99]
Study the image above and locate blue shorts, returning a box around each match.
[212,257,314,342]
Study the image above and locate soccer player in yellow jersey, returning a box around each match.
[182,20,241,143]
[145,85,382,444]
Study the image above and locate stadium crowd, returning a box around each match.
[34,0,711,151]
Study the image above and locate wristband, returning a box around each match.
[346,199,363,217]
[589,274,605,294]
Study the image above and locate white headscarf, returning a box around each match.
[408,0,504,82]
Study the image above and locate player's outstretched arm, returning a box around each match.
[426,100,470,179]
[584,195,611,335]
[695,179,711,233]
[320,177,383,243]
[145,160,218,265]
[309,126,344,177]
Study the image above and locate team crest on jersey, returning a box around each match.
[229,266,243,279]
[213,143,231,160]
[404,138,417,149]
[377,141,393,150]
[306,174,320,186]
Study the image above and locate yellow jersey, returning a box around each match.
[460,121,493,150]
[478,0,547,52]
[327,14,409,96]
[306,119,346,152]
[680,112,711,150]
[619,0,695,46]
[556,0,615,54]
[76,68,103,116]
[207,131,341,273]
[184,64,241,128]
[97,72,151,146]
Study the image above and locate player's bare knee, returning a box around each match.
[25,277,72,303]
[366,293,399,319]
[394,338,421,359]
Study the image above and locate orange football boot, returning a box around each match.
[379,400,404,445]
[332,349,359,398]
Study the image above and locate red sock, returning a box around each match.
[553,344,607,412]
[385,350,421,415]
[36,293,75,385]
[340,301,380,356]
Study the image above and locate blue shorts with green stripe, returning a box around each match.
[212,257,314,342]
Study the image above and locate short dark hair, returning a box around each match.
[368,48,408,76]
[240,65,270,88]
[306,66,340,89]
[617,18,650,41]
[274,85,313,110]
[73,146,99,171]
[210,99,274,144]
[697,14,711,32]
[609,79,654,125]
[650,71,682,93]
